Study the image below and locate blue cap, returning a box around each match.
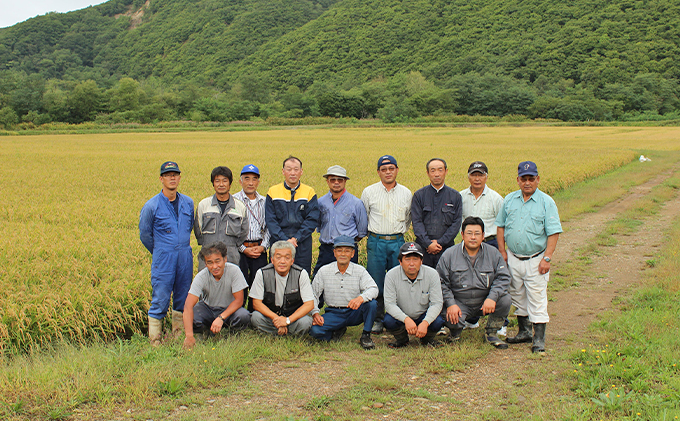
[160,161,181,175]
[333,235,356,248]
[377,155,398,169]
[240,164,260,176]
[517,161,538,177]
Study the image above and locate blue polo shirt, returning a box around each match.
[495,189,562,256]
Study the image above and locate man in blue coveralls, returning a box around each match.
[139,161,195,346]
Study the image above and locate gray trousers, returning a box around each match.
[443,293,511,331]
[251,311,313,336]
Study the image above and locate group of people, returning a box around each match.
[139,155,561,353]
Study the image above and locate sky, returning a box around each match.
[0,1,108,28]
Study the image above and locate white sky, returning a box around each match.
[0,1,108,29]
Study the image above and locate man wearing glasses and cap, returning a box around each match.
[313,165,368,277]
[139,161,195,345]
[234,164,270,311]
[361,155,412,334]
[383,242,444,348]
[310,235,378,349]
[496,161,562,353]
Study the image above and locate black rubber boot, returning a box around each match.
[446,326,463,343]
[387,326,409,348]
[531,323,546,353]
[485,315,508,349]
[420,330,441,347]
[507,316,533,344]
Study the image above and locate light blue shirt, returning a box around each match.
[495,189,562,256]
[317,190,368,244]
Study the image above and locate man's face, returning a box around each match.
[160,172,181,191]
[400,254,422,279]
[213,175,231,196]
[240,173,260,195]
[468,171,488,190]
[326,176,347,194]
[271,248,294,276]
[333,246,355,265]
[461,224,484,252]
[517,175,540,197]
[378,164,398,185]
[204,252,226,280]
[427,160,447,188]
[282,159,303,187]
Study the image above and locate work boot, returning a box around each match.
[485,315,508,349]
[445,327,463,343]
[506,316,533,344]
[371,320,384,334]
[359,332,375,350]
[331,326,347,342]
[387,326,409,348]
[171,310,184,338]
[420,330,442,347]
[531,323,546,353]
[148,316,163,346]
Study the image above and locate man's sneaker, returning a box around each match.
[496,326,507,337]
[437,326,450,336]
[371,320,384,334]
[463,321,479,330]
[331,326,347,341]
[359,333,375,350]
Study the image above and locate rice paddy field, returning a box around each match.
[2,126,680,355]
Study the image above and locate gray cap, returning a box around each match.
[323,165,349,180]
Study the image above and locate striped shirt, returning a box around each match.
[311,262,379,314]
[460,185,504,238]
[233,190,270,251]
[361,182,412,235]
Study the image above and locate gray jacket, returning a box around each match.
[436,243,510,308]
[194,194,249,269]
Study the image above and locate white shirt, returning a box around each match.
[460,185,504,238]
[361,182,412,235]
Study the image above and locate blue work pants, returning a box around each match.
[309,301,378,341]
[149,248,193,319]
[366,234,404,320]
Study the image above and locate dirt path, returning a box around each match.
[169,166,680,421]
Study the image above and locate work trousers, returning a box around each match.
[251,311,313,336]
[366,234,404,321]
[192,301,251,334]
[442,293,511,330]
[309,301,378,341]
[384,311,445,333]
[149,248,193,320]
[508,251,550,323]
[239,251,269,312]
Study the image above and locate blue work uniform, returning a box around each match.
[139,191,195,320]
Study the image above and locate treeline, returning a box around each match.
[1,69,679,129]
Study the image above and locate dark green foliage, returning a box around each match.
[0,0,679,123]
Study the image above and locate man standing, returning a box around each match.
[460,161,504,249]
[233,164,270,311]
[361,155,412,333]
[249,241,314,336]
[313,165,368,276]
[265,156,320,274]
[139,161,194,345]
[194,166,249,271]
[496,161,562,353]
[411,158,462,269]
[384,242,444,348]
[437,217,511,348]
[310,236,378,349]
[183,243,251,349]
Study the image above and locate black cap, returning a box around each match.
[399,242,424,257]
[467,161,488,175]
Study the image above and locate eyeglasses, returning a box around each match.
[327,177,346,183]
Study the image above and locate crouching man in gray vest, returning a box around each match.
[249,241,314,335]
[436,217,511,348]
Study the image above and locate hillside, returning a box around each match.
[0,0,679,124]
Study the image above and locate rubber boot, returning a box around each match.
[387,326,409,348]
[171,310,184,338]
[148,316,163,346]
[420,330,441,347]
[531,323,546,353]
[485,315,508,349]
[506,315,533,344]
[446,326,463,343]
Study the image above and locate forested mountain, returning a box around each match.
[1,0,679,126]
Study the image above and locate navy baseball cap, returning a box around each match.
[333,235,355,248]
[160,161,181,175]
[517,161,538,177]
[377,155,398,169]
[399,241,424,257]
[240,164,260,176]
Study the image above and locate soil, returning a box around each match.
[159,166,680,420]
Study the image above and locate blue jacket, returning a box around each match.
[139,191,194,254]
[265,182,319,243]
